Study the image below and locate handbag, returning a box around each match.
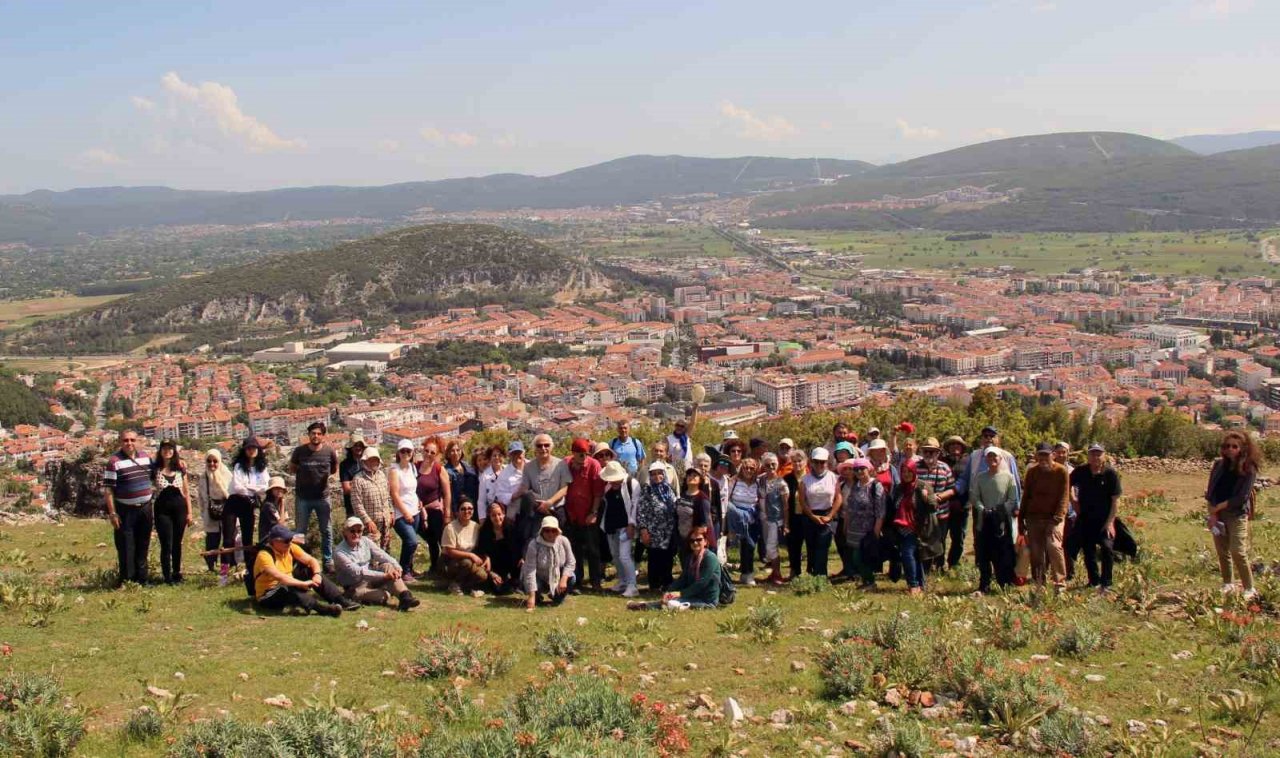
[205,475,224,520]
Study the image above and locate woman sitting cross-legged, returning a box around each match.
[628,526,721,610]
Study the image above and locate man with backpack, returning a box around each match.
[610,419,646,476]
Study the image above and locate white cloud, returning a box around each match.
[1191,0,1252,17]
[158,71,304,152]
[420,127,479,148]
[494,134,518,148]
[896,118,942,141]
[79,147,125,165]
[719,101,798,141]
[130,95,156,111]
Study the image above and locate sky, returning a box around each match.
[2,0,1278,194]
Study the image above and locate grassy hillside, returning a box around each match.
[9,224,585,354]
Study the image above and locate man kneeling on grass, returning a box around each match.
[254,525,358,617]
[334,517,420,611]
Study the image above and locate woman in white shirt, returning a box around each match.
[388,439,422,578]
[493,442,528,526]
[797,447,842,579]
[475,444,506,521]
[223,437,270,576]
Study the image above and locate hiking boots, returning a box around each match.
[317,603,343,617]
[398,591,421,611]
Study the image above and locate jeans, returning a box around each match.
[647,546,675,590]
[805,515,834,577]
[295,497,333,565]
[204,532,220,571]
[257,575,345,613]
[1078,520,1114,588]
[843,544,876,584]
[738,538,755,577]
[944,501,969,568]
[154,495,187,583]
[393,514,421,574]
[221,495,256,567]
[785,519,805,577]
[975,517,1015,591]
[606,528,637,590]
[899,532,925,589]
[416,508,445,572]
[534,575,576,606]
[565,522,602,586]
[113,503,152,584]
[1212,512,1254,591]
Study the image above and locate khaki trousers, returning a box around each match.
[442,556,489,590]
[344,575,409,605]
[1025,519,1066,587]
[1213,512,1253,591]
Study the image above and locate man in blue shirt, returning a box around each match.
[610,419,646,476]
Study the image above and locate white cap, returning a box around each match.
[984,446,1005,458]
[810,447,830,461]
[867,439,888,451]
[648,461,668,473]
[779,438,795,448]
[397,439,414,451]
[362,447,382,460]
[867,427,881,435]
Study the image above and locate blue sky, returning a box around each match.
[2,0,1277,193]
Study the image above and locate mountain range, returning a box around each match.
[1171,130,1280,155]
[0,156,870,245]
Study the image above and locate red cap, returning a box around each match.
[571,438,592,454]
[899,421,916,434]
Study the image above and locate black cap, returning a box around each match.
[265,524,294,543]
[981,425,998,437]
[1036,442,1053,454]
[749,438,766,448]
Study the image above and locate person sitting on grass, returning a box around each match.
[257,475,290,540]
[476,503,521,595]
[628,526,721,610]
[253,525,357,617]
[441,499,488,597]
[333,517,420,611]
[521,516,577,611]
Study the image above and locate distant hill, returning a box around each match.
[1171,131,1280,155]
[11,224,595,354]
[0,155,873,245]
[750,132,1280,231]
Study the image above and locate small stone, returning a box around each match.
[1030,654,1051,663]
[791,660,807,672]
[724,697,745,723]
[838,700,858,716]
[954,736,978,752]
[238,672,249,681]
[146,686,174,699]
[684,662,698,671]
[770,708,794,724]
[381,670,395,677]
[355,619,369,630]
[1096,715,1111,726]
[921,705,948,720]
[638,673,656,686]
[696,693,716,710]
[844,739,870,752]
[576,616,588,626]
[883,689,903,707]
[918,691,936,707]
[1085,674,1106,683]
[173,672,185,681]
[1127,719,1148,735]
[732,667,746,676]
[1153,719,1168,728]
[1172,650,1193,660]
[264,694,293,709]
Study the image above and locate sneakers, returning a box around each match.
[1221,583,1239,595]
[448,583,463,596]
[317,603,342,617]
[402,571,417,583]
[340,598,362,612]
[740,575,757,587]
[398,591,420,611]
[622,586,640,598]
[610,584,627,594]
[470,590,486,598]
[1242,588,1259,600]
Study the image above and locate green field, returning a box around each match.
[777,230,1280,277]
[588,224,738,259]
[1,470,1278,755]
[0,294,124,331]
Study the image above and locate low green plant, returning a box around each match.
[941,650,1064,733]
[842,614,925,650]
[169,708,398,758]
[404,627,513,683]
[1052,620,1109,659]
[745,600,785,642]
[815,638,887,700]
[1038,710,1106,756]
[789,573,830,596]
[978,604,1032,650]
[122,706,164,744]
[0,673,85,758]
[870,717,930,758]
[535,627,588,661]
[1210,689,1263,726]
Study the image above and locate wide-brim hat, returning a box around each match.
[539,515,561,532]
[920,437,941,451]
[600,461,629,482]
[943,435,968,451]
[267,476,287,492]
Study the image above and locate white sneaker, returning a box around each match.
[622,586,639,598]
[1221,583,1239,595]
[741,575,757,586]
[1242,588,1259,600]
[470,590,486,598]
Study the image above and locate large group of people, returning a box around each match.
[100,412,1264,617]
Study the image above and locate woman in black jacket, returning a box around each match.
[476,502,521,595]
[1205,430,1260,599]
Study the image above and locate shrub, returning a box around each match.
[123,706,165,744]
[883,644,937,691]
[167,717,266,757]
[1038,711,1105,757]
[535,627,588,661]
[978,605,1032,651]
[1052,620,1109,659]
[404,627,513,683]
[1240,633,1280,677]
[942,648,1064,731]
[815,638,887,700]
[0,673,63,711]
[169,709,397,758]
[870,717,930,758]
[0,672,85,758]
[416,729,521,758]
[843,614,924,650]
[789,573,830,596]
[746,601,784,642]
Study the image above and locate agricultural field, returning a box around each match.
[587,224,738,260]
[0,295,123,332]
[0,470,1278,756]
[779,230,1280,277]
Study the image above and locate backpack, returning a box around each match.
[717,563,736,606]
[243,545,262,599]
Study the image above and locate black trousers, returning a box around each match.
[221,495,256,567]
[1077,520,1114,588]
[113,503,152,584]
[806,516,835,577]
[785,519,806,577]
[1064,518,1080,580]
[738,538,755,576]
[647,546,675,590]
[565,522,602,586]
[975,517,1015,591]
[257,575,345,613]
[943,501,969,569]
[154,494,187,582]
[204,532,221,571]
[416,508,445,571]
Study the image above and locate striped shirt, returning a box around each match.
[915,459,954,517]
[104,451,153,506]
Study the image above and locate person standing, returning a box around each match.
[475,444,506,521]
[103,429,153,585]
[195,448,230,573]
[151,440,191,584]
[915,437,956,572]
[636,462,680,590]
[350,447,394,553]
[1020,442,1069,590]
[387,440,421,578]
[649,441,681,496]
[1069,444,1122,593]
[725,457,761,586]
[517,434,572,551]
[798,447,842,578]
[338,432,367,519]
[839,458,885,587]
[290,421,339,573]
[415,437,453,575]
[970,447,1019,593]
[780,447,807,580]
[939,435,970,569]
[223,437,268,580]
[1205,431,1261,598]
[1053,441,1081,580]
[891,460,939,595]
[758,453,789,586]
[666,404,698,473]
[611,419,647,476]
[599,460,641,597]
[491,441,526,527]
[443,440,479,512]
[563,438,605,591]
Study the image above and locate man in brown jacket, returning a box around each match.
[1020,442,1070,589]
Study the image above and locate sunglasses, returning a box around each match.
[460,506,475,511]
[535,443,552,449]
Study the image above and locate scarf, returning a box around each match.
[672,431,690,457]
[203,449,231,500]
[648,481,675,504]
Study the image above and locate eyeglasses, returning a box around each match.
[424,449,438,455]
[535,443,552,449]
[347,527,363,533]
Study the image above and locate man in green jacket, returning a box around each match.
[969,447,1019,593]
